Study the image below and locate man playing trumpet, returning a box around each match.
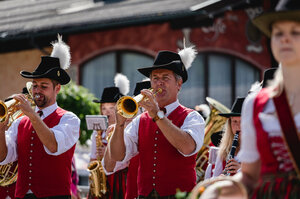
[0,36,80,199]
[104,46,205,198]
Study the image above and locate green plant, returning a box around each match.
[57,81,100,145]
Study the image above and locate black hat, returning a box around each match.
[93,87,123,103]
[133,81,151,96]
[20,36,71,85]
[262,68,277,88]
[138,51,188,82]
[20,56,70,85]
[252,0,300,37]
[138,45,197,83]
[219,97,245,118]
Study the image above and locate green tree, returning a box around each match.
[57,81,99,145]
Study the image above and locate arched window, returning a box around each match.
[81,51,153,98]
[179,53,260,108]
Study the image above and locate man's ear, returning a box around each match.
[177,78,183,91]
[55,84,61,94]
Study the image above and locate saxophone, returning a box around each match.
[87,130,107,198]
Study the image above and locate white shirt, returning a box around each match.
[0,102,80,165]
[116,99,205,168]
[238,91,300,163]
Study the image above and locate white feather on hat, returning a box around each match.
[50,34,71,70]
[178,39,197,70]
[114,73,130,95]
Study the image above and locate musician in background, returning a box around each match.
[90,86,123,162]
[89,74,129,199]
[104,47,205,198]
[0,36,80,199]
[212,97,244,177]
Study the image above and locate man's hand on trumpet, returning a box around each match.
[138,89,160,119]
[13,94,36,118]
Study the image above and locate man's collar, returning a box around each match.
[164,99,180,116]
[35,102,58,118]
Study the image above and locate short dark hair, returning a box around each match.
[51,79,60,88]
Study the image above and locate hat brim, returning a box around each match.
[20,68,70,85]
[218,113,241,118]
[138,61,188,83]
[252,10,300,37]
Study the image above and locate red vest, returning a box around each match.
[16,108,76,198]
[0,183,16,199]
[125,155,139,199]
[253,88,294,175]
[138,105,196,196]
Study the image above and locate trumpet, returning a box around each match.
[117,88,162,118]
[0,82,34,126]
[0,82,34,187]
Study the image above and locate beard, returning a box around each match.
[34,93,47,108]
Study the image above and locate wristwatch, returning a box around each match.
[152,110,165,122]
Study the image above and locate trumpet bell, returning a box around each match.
[0,99,18,121]
[117,96,139,119]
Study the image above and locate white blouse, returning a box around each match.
[238,91,300,163]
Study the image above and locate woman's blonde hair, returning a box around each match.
[268,65,283,97]
[218,119,234,161]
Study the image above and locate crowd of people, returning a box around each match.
[0,0,299,198]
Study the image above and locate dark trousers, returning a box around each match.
[138,190,175,199]
[16,194,71,199]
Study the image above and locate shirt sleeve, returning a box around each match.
[0,117,23,165]
[89,130,97,160]
[212,155,224,177]
[44,111,80,155]
[179,110,205,157]
[238,93,260,163]
[101,158,129,175]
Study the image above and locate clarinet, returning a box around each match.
[224,131,240,176]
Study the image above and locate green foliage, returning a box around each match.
[57,81,99,145]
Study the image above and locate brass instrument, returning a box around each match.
[117,88,162,118]
[0,161,18,186]
[0,82,34,126]
[87,130,107,198]
[0,82,34,187]
[189,175,248,199]
[196,97,230,182]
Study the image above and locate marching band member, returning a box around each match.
[104,46,205,198]
[0,35,80,199]
[89,74,130,199]
[212,97,244,177]
[199,1,300,198]
[237,0,300,197]
[102,80,151,199]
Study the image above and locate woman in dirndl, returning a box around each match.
[237,0,300,198]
